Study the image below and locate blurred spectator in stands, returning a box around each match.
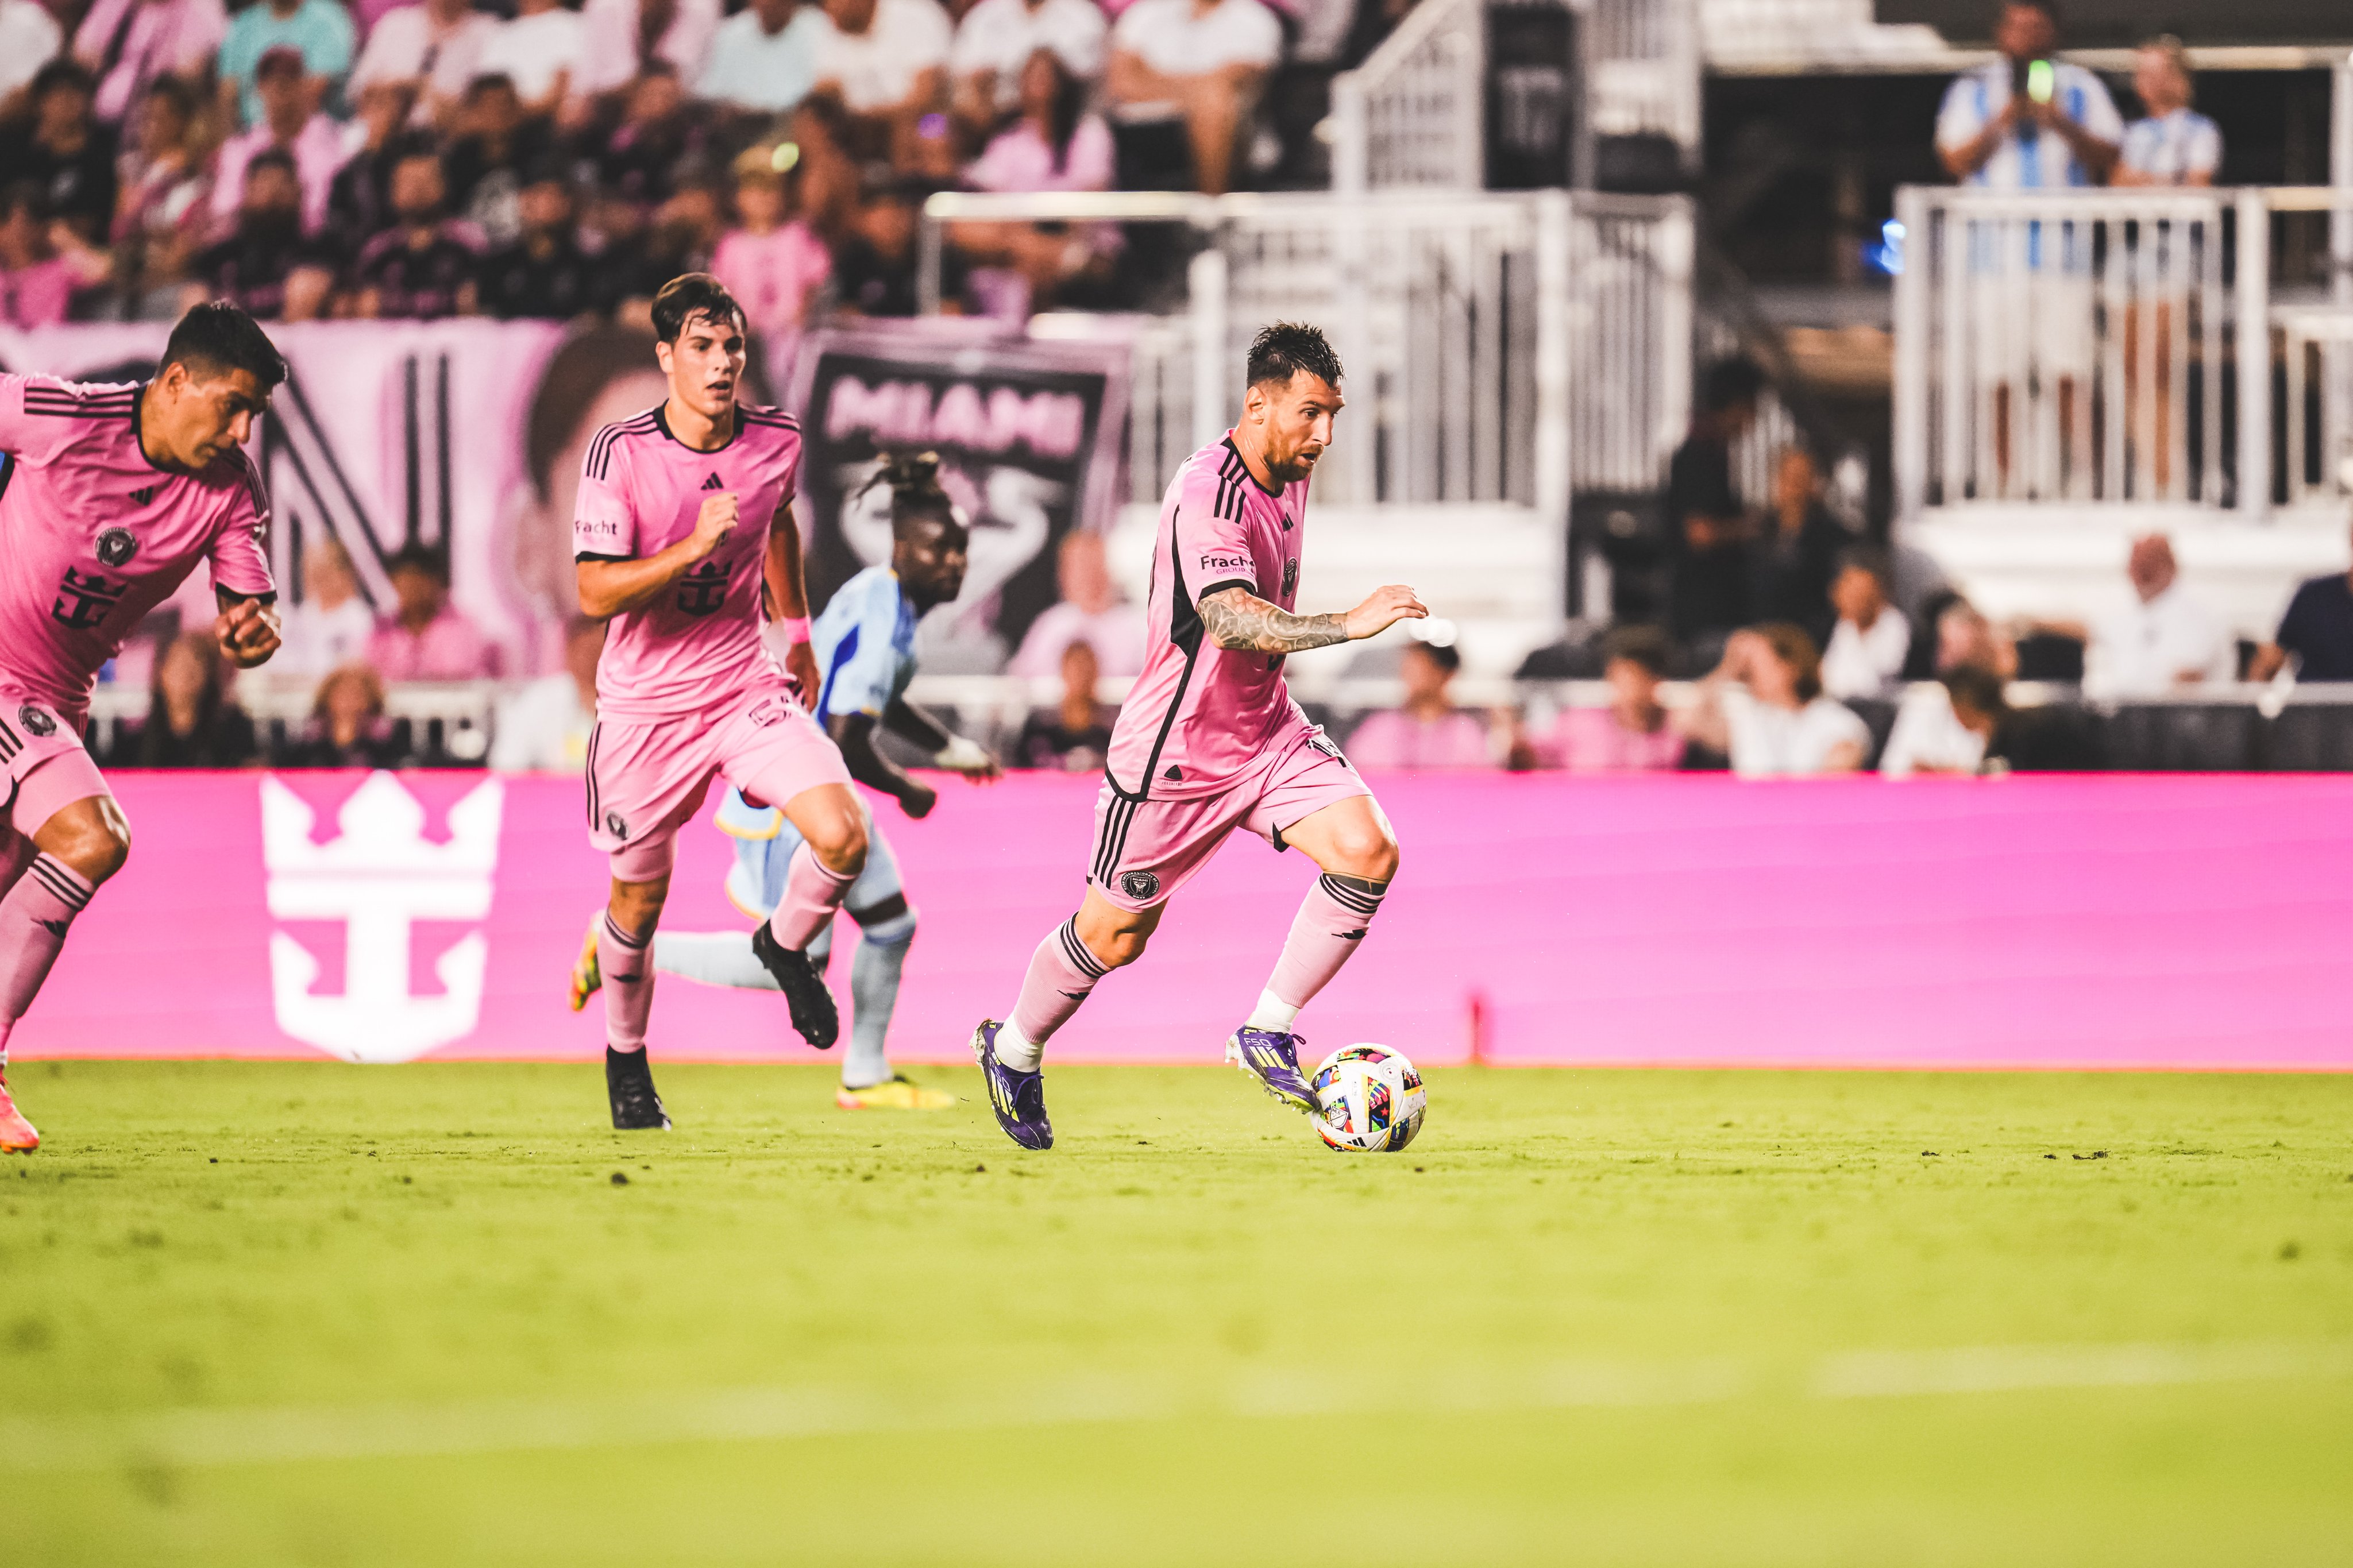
[186,149,337,319]
[444,74,551,248]
[212,47,344,238]
[1009,530,1145,678]
[1936,598,2016,678]
[1937,1,2119,189]
[75,0,224,129]
[480,159,611,319]
[952,0,1104,129]
[2116,36,2217,187]
[110,80,211,316]
[712,142,831,337]
[1347,635,1494,770]
[133,631,257,768]
[2251,521,2353,683]
[350,0,498,129]
[808,0,952,176]
[1749,446,1843,644]
[782,96,862,238]
[592,64,704,215]
[1012,638,1117,772]
[702,0,824,126]
[0,182,110,328]
[2084,534,2232,694]
[0,0,63,121]
[279,536,379,679]
[1665,357,1762,664]
[218,0,356,129]
[1819,547,1910,701]
[368,544,502,679]
[1681,624,1868,778]
[1880,664,2004,778]
[350,144,483,318]
[954,48,1117,314]
[4,61,118,245]
[831,176,963,316]
[326,83,417,256]
[283,664,402,768]
[577,0,720,103]
[490,616,603,771]
[1105,0,1280,196]
[615,179,724,323]
[1518,624,1684,774]
[477,0,587,123]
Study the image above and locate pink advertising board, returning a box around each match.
[13,771,2353,1071]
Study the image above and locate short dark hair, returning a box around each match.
[1406,638,1461,674]
[142,74,195,123]
[1998,0,2059,26]
[1603,624,1671,677]
[1246,322,1343,392]
[1752,621,1824,703]
[1834,544,1892,586]
[244,148,298,181]
[29,59,94,105]
[1941,663,2008,719]
[161,302,287,392]
[1701,357,1766,414]
[650,273,746,343]
[0,180,48,226]
[386,543,452,584]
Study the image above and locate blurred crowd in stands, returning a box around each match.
[0,0,1411,330]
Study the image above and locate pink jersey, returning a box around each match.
[572,401,803,722]
[0,374,273,717]
[1107,434,1310,801]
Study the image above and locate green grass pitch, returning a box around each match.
[3,1060,2350,1566]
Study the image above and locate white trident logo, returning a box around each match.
[260,772,504,1063]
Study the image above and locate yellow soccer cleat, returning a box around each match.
[835,1076,955,1111]
[568,916,603,1013]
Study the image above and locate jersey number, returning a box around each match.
[676,561,729,617]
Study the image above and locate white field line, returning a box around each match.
[9,1343,2345,1475]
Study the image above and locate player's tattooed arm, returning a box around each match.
[1198,582,1430,653]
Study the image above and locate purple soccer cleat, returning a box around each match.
[1225,1026,1317,1114]
[972,1019,1053,1150]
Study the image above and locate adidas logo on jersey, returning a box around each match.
[701,472,724,491]
[130,486,157,506]
[1162,765,1183,781]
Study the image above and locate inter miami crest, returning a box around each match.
[1120,870,1160,902]
[604,810,629,839]
[1282,558,1299,598]
[18,705,56,738]
[97,528,138,567]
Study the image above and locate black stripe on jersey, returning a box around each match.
[585,414,659,481]
[584,723,601,829]
[1106,505,1211,803]
[0,716,20,762]
[1212,448,1247,522]
[739,407,798,428]
[574,551,631,563]
[223,445,268,520]
[1195,577,1253,605]
[24,395,136,419]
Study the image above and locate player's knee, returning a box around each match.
[809,812,868,876]
[49,812,131,885]
[1328,825,1399,885]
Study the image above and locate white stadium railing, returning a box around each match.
[1893,185,2353,526]
[1327,0,1486,194]
[1583,0,1703,171]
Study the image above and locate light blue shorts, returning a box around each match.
[716,785,903,920]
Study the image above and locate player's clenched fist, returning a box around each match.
[688,492,739,559]
[1343,584,1429,642]
[213,597,281,667]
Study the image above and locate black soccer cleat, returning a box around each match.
[606,1045,671,1130]
[751,921,839,1048]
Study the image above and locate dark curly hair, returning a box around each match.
[860,450,959,538]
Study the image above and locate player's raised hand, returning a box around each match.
[1343,584,1429,642]
[688,492,739,560]
[214,597,281,667]
[900,779,939,820]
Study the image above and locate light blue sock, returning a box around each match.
[842,910,915,1090]
[651,930,774,990]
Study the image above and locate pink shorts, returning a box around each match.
[1087,720,1372,912]
[587,679,852,882]
[0,694,109,862]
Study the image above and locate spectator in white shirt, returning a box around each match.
[1681,623,1870,778]
[0,0,63,118]
[576,0,720,101]
[809,0,952,174]
[701,0,824,121]
[277,536,380,679]
[490,616,604,771]
[351,0,501,126]
[1106,0,1282,195]
[1008,530,1147,678]
[951,0,1105,128]
[1880,665,2005,778]
[2115,37,2217,494]
[476,0,588,122]
[1818,549,1911,701]
[74,0,225,126]
[2115,36,2218,187]
[210,45,348,238]
[2081,533,2235,696]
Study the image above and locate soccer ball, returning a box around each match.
[1310,1044,1426,1153]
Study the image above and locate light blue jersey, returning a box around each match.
[719,567,921,918]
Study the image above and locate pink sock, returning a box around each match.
[1260,874,1388,1023]
[0,854,95,1062]
[597,910,654,1051]
[767,847,856,952]
[1005,917,1108,1061]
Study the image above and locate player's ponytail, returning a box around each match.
[861,451,957,534]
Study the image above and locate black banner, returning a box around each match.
[788,326,1129,671]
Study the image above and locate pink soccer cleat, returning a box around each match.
[0,1072,38,1153]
